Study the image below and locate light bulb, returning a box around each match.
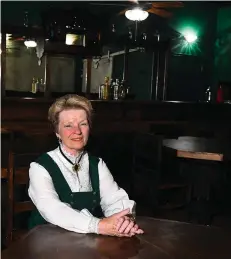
[24,40,37,48]
[184,32,198,43]
[125,8,149,21]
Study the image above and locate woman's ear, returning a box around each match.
[56,132,60,139]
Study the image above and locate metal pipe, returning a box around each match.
[86,58,92,94]
[150,51,155,100]
[123,46,129,82]
[44,54,50,98]
[154,34,160,101]
[162,49,169,100]
[155,50,160,100]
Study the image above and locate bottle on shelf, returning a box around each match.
[119,79,126,100]
[102,76,110,100]
[40,78,45,92]
[98,83,104,100]
[35,78,40,92]
[113,79,120,100]
[31,77,37,94]
[109,78,115,100]
[216,84,223,103]
[205,86,211,102]
[126,85,130,96]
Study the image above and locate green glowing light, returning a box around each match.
[171,26,201,56]
[184,31,198,43]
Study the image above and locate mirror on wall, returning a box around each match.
[2,33,78,96]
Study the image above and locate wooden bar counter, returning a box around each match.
[2,97,231,137]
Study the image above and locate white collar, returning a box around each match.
[59,144,83,164]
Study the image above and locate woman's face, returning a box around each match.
[56,109,90,155]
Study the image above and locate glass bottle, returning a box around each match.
[205,86,211,102]
[98,83,104,99]
[217,84,223,103]
[126,85,130,96]
[40,78,45,92]
[119,79,126,100]
[102,76,110,100]
[35,78,40,92]
[113,79,120,100]
[31,77,37,94]
[109,78,114,100]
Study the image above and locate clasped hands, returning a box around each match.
[98,208,144,237]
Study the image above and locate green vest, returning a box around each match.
[28,153,103,229]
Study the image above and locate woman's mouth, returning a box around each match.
[71,138,83,142]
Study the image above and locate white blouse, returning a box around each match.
[28,146,135,234]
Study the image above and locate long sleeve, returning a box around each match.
[28,162,100,234]
[98,159,136,217]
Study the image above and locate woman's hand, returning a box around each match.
[116,216,144,235]
[98,209,135,237]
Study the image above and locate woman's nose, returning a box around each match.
[73,126,81,134]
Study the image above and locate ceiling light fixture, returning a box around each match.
[24,40,37,48]
[125,8,149,21]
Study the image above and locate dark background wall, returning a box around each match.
[215,6,231,83]
[112,51,153,100]
[167,2,218,101]
[112,2,220,101]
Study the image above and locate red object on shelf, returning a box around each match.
[216,85,223,103]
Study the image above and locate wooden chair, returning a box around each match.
[5,151,40,247]
[1,128,57,247]
[131,132,188,216]
[1,128,13,180]
[1,128,13,249]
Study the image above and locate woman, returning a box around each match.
[28,94,143,237]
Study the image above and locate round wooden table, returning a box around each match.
[2,217,231,259]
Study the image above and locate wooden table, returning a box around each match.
[2,217,231,259]
[163,137,230,161]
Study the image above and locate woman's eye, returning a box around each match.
[81,123,87,126]
[64,125,72,128]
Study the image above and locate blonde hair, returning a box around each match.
[48,94,93,132]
